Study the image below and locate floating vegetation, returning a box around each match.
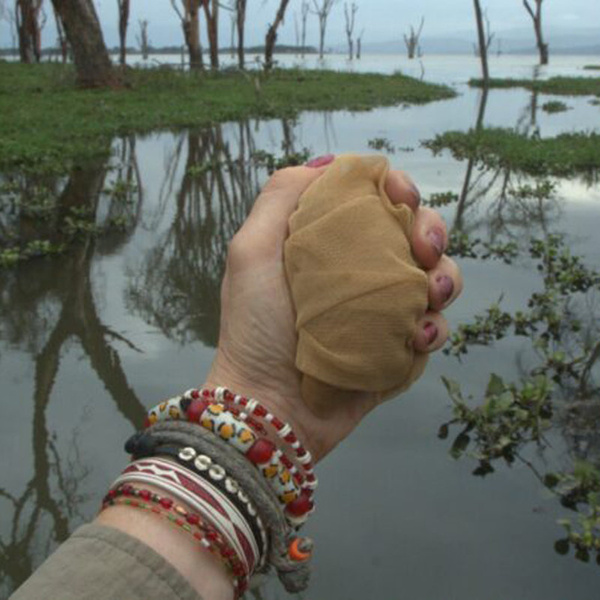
[542,101,571,114]
[469,76,600,97]
[423,191,458,207]
[367,137,396,153]
[440,233,600,565]
[251,147,311,174]
[425,128,600,178]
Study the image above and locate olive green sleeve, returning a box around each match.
[10,524,204,600]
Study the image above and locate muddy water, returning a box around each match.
[1,69,599,598]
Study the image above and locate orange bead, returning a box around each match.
[288,537,312,562]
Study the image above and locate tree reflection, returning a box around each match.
[0,148,145,596]
[126,123,261,347]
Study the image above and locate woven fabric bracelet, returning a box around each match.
[125,434,268,567]
[144,420,313,594]
[101,485,249,595]
[113,457,259,575]
[145,392,315,520]
[146,387,318,494]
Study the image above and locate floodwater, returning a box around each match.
[1,54,600,599]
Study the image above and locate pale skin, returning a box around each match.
[98,156,463,600]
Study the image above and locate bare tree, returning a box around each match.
[136,18,149,60]
[0,0,18,54]
[473,9,494,59]
[52,4,68,62]
[50,0,115,87]
[403,16,424,60]
[235,0,246,68]
[264,0,291,71]
[229,10,235,57]
[202,0,219,69]
[343,2,357,60]
[311,0,337,60]
[355,26,364,59]
[15,0,45,63]
[117,0,129,66]
[523,0,548,65]
[170,0,203,70]
[473,0,490,85]
[300,0,309,57]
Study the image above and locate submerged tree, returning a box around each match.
[523,0,548,65]
[117,0,130,66]
[264,0,291,71]
[299,0,309,57]
[473,0,490,86]
[311,0,337,60]
[343,1,357,60]
[171,0,203,70]
[403,17,424,60]
[50,0,115,87]
[234,0,246,68]
[356,27,364,59]
[136,18,149,60]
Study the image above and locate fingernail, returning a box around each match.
[436,274,454,303]
[305,154,335,168]
[409,182,421,205]
[424,321,438,345]
[428,228,445,257]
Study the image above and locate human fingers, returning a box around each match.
[411,207,448,270]
[427,255,464,311]
[384,170,420,211]
[413,311,449,353]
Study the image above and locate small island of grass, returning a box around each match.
[469,76,600,97]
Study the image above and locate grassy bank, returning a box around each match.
[469,76,600,97]
[425,128,600,177]
[0,62,455,173]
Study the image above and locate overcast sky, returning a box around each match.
[1,0,598,50]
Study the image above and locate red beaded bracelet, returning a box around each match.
[101,484,249,596]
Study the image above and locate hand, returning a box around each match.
[206,157,463,462]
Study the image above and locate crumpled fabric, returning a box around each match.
[284,154,429,409]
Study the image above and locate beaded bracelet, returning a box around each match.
[101,486,249,596]
[145,394,314,524]
[125,435,269,567]
[113,458,260,575]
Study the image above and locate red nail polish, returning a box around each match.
[305,154,335,168]
[424,322,438,345]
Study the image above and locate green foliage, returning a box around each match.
[367,137,396,153]
[0,63,455,174]
[469,76,600,97]
[251,147,311,174]
[583,65,600,71]
[424,191,458,207]
[542,100,571,114]
[425,128,600,178]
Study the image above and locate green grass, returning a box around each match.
[541,100,570,114]
[583,65,600,71]
[425,128,600,178]
[0,62,455,172]
[469,76,600,97]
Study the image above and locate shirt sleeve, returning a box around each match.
[10,523,204,600]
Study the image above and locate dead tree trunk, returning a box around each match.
[53,5,69,62]
[171,0,203,71]
[523,0,548,65]
[300,0,308,57]
[136,19,149,60]
[473,0,489,85]
[202,0,219,69]
[117,0,130,66]
[343,2,357,60]
[15,0,44,63]
[356,27,364,59]
[311,0,337,60]
[235,0,246,68]
[403,16,424,60]
[50,0,116,87]
[264,0,290,71]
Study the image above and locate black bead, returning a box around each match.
[124,432,143,454]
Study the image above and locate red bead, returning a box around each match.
[246,439,275,464]
[143,416,151,429]
[271,417,284,430]
[306,473,316,482]
[175,518,184,526]
[285,492,313,517]
[304,461,314,471]
[233,565,245,577]
[187,399,208,422]
[224,390,235,401]
[297,447,307,457]
[223,548,235,558]
[238,397,248,406]
[122,485,134,496]
[293,473,303,485]
[159,497,173,509]
[281,455,293,469]
[206,530,218,542]
[253,405,267,417]
[193,532,203,541]
[283,432,297,444]
[139,489,152,501]
[187,513,200,525]
[108,489,117,499]
[246,417,265,433]
[202,389,211,397]
[190,389,200,399]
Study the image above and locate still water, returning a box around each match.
[1,55,599,599]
